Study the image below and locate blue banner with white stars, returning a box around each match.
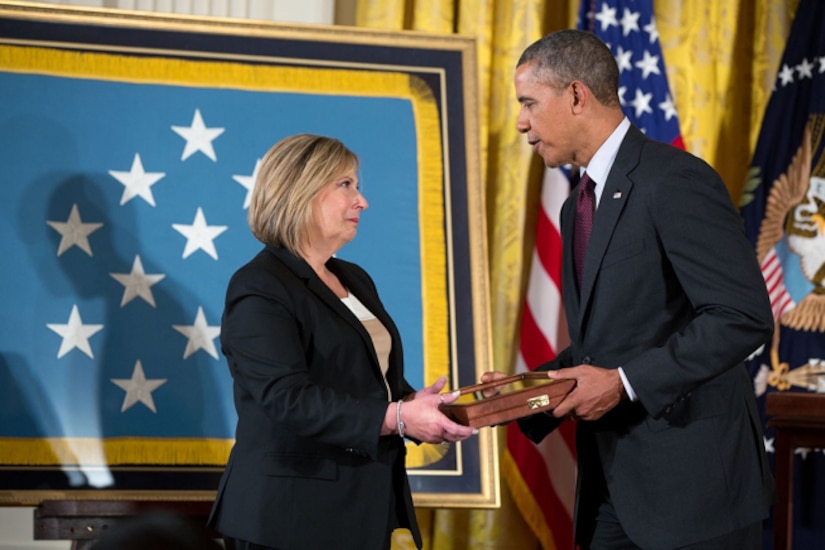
[0,48,426,471]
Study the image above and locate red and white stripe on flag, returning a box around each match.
[761,249,795,322]
[503,166,574,550]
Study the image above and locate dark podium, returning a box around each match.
[766,391,825,550]
[34,500,217,549]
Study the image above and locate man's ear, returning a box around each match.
[570,80,588,113]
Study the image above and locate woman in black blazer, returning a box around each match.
[207,134,477,550]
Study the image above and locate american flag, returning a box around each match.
[580,0,683,149]
[505,1,683,547]
[0,45,425,484]
[741,0,825,546]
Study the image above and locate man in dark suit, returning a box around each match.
[508,30,775,549]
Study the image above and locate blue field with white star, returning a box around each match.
[0,70,423,442]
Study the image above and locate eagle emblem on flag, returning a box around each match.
[749,120,825,395]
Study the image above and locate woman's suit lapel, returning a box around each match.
[331,261,405,398]
[268,247,352,320]
[267,247,392,394]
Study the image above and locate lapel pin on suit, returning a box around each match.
[613,191,623,199]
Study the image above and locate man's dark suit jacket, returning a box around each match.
[208,246,421,549]
[520,126,775,549]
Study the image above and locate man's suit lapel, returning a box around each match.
[577,127,644,327]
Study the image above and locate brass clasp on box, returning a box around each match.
[527,394,550,409]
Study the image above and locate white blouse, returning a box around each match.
[341,292,392,401]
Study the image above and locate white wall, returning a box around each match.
[1,506,65,550]
[0,2,350,546]
[26,0,336,25]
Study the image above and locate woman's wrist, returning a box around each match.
[382,402,400,436]
[396,400,405,438]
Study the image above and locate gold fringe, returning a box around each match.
[408,77,447,374]
[1,44,411,96]
[405,440,449,468]
[103,438,233,465]
[0,437,233,465]
[405,73,449,469]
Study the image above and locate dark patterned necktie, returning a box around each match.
[574,172,595,292]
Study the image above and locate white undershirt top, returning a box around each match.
[580,116,630,208]
[341,292,392,401]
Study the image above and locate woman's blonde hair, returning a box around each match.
[248,134,359,256]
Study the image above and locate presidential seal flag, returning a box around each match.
[740,0,825,546]
[503,1,684,548]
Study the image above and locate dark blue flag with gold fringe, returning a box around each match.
[740,0,825,546]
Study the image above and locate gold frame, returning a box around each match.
[0,0,497,508]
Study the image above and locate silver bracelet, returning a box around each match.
[396,400,405,439]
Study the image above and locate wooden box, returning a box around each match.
[440,373,575,428]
